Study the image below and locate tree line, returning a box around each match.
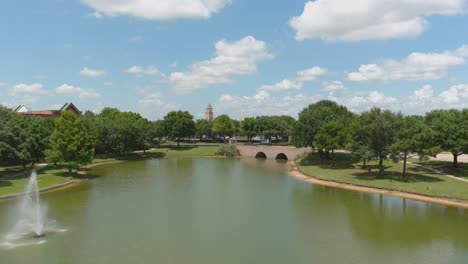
[0,106,296,171]
[292,100,468,178]
[1,102,467,176]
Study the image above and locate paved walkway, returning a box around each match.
[408,162,468,183]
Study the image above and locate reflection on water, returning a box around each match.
[0,158,467,264]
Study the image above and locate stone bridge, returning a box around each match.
[237,145,310,160]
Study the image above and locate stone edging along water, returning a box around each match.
[0,180,79,201]
[288,161,468,209]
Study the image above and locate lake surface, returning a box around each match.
[1,158,468,263]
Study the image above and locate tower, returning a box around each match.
[205,104,213,121]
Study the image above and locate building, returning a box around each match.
[14,102,82,117]
[205,104,214,121]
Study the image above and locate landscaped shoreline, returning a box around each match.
[288,161,468,209]
[2,144,468,210]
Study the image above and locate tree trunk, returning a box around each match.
[453,153,458,168]
[403,152,407,179]
[362,159,367,169]
[68,166,72,174]
[378,157,383,178]
[177,139,180,148]
[331,149,335,166]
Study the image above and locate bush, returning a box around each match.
[215,144,240,157]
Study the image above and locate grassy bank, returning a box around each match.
[0,166,73,197]
[0,145,220,197]
[297,153,468,201]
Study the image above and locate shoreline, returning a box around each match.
[2,155,467,209]
[288,161,468,209]
[0,179,84,202]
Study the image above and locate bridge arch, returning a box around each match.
[275,153,288,160]
[255,152,267,159]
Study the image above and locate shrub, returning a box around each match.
[215,144,240,157]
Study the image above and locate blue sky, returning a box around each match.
[1,0,468,120]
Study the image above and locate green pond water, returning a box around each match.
[1,158,468,263]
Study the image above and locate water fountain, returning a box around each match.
[10,169,46,239]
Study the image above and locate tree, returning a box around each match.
[315,121,349,163]
[149,120,166,147]
[46,111,94,173]
[196,119,213,139]
[162,111,196,147]
[355,108,402,178]
[0,109,31,167]
[293,100,353,148]
[426,109,468,168]
[212,114,235,141]
[240,117,256,142]
[390,116,433,178]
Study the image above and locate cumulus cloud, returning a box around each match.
[439,84,468,104]
[81,0,231,20]
[170,36,274,93]
[9,83,47,95]
[137,92,178,119]
[217,91,323,118]
[126,65,164,77]
[321,81,347,94]
[258,67,327,92]
[56,84,101,98]
[348,46,468,82]
[80,67,106,78]
[290,0,466,42]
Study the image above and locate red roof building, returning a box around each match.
[14,103,82,117]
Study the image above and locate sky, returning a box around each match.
[1,0,468,120]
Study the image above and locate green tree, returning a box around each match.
[315,121,349,163]
[163,111,196,147]
[426,109,468,168]
[293,100,353,148]
[212,114,235,141]
[0,108,31,167]
[390,116,433,178]
[355,108,403,178]
[46,111,94,173]
[240,117,256,142]
[149,120,166,147]
[196,119,213,139]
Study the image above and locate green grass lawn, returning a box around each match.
[0,164,29,178]
[0,165,73,197]
[298,153,468,201]
[412,159,468,178]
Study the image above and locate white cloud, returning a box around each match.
[414,85,434,99]
[126,65,164,77]
[80,67,106,78]
[258,67,328,92]
[290,0,466,42]
[137,92,178,119]
[170,36,274,93]
[297,67,328,82]
[217,91,323,117]
[321,81,347,94]
[439,84,468,104]
[258,79,302,92]
[217,81,468,118]
[9,83,47,95]
[56,84,101,99]
[348,46,468,82]
[0,82,7,87]
[81,0,231,20]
